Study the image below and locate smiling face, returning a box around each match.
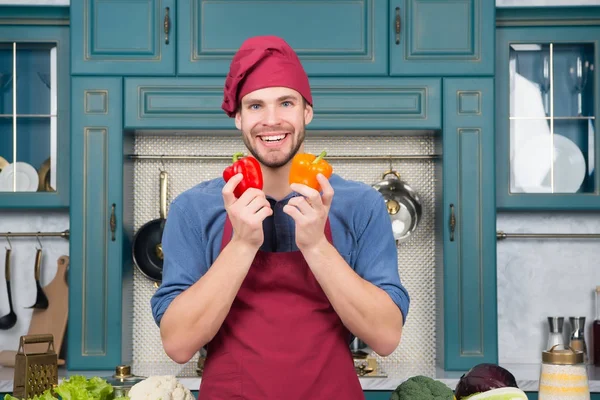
[235,87,313,169]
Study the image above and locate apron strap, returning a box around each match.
[220,215,333,250]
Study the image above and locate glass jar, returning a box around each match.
[102,365,146,398]
[539,346,590,400]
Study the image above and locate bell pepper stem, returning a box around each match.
[312,150,327,164]
[232,152,245,162]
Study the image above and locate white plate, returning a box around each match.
[0,162,40,192]
[513,133,586,193]
[510,73,551,163]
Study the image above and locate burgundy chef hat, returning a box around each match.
[222,35,312,118]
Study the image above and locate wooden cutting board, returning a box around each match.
[0,255,69,367]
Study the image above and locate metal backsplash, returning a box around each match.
[131,134,440,379]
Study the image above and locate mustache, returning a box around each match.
[251,123,294,135]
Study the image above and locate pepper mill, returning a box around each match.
[547,317,566,350]
[569,316,588,363]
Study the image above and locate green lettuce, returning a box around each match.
[53,376,113,400]
[4,388,57,400]
[5,375,114,400]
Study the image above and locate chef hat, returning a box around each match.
[222,35,313,118]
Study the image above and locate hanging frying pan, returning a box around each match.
[372,170,422,243]
[132,170,168,283]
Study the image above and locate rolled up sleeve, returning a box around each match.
[150,201,206,326]
[353,192,410,324]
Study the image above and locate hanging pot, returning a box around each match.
[349,337,369,355]
[132,170,168,283]
[372,170,422,242]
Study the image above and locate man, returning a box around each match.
[151,35,409,399]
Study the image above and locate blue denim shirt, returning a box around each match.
[150,174,410,326]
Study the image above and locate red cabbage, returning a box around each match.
[454,363,519,399]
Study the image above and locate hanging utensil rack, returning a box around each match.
[1,230,69,240]
[497,231,600,240]
[128,154,441,161]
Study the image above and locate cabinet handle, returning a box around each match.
[164,7,171,45]
[110,203,116,242]
[449,204,456,242]
[395,7,401,45]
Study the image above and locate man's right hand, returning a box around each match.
[161,173,272,363]
[222,173,273,250]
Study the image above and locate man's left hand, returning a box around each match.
[283,173,334,252]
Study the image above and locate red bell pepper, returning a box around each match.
[223,152,263,198]
[288,150,333,192]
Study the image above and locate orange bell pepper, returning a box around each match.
[289,150,333,191]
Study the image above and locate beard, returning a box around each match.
[243,123,306,168]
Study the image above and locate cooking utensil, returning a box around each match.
[547,316,565,350]
[372,170,422,242]
[569,316,588,363]
[132,170,168,282]
[0,255,69,367]
[0,246,17,330]
[12,334,58,399]
[350,337,369,357]
[28,247,49,309]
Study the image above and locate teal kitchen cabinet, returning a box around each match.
[443,77,497,370]
[0,21,70,208]
[496,7,600,210]
[124,77,441,131]
[177,0,388,76]
[70,0,176,76]
[69,77,133,370]
[389,0,495,76]
[70,0,494,78]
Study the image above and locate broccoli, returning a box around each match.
[391,375,455,400]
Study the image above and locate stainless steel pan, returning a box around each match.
[372,170,422,243]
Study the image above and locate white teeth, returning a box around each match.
[261,134,286,142]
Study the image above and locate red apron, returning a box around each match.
[198,216,364,400]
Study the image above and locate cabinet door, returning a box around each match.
[177,0,387,76]
[497,26,600,210]
[71,0,176,76]
[443,78,497,370]
[69,77,126,369]
[390,0,494,76]
[0,25,70,208]
[124,77,441,131]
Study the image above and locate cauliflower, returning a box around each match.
[128,376,194,400]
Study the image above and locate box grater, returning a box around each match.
[13,334,58,399]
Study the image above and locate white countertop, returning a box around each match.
[2,363,600,393]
